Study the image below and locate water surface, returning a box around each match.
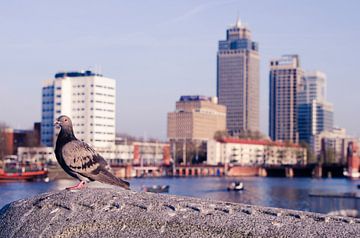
[0,177,359,214]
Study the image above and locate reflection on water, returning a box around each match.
[0,177,359,215]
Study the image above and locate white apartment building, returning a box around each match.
[17,147,56,163]
[97,144,134,166]
[41,70,116,148]
[97,141,171,166]
[207,138,307,166]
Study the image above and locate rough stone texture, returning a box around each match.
[0,188,360,238]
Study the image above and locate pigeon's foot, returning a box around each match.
[66,181,86,190]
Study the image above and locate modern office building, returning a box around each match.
[41,70,116,148]
[269,55,303,143]
[298,71,334,144]
[167,96,226,140]
[217,18,260,134]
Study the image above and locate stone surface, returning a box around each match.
[1,188,360,238]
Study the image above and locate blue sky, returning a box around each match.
[0,0,359,139]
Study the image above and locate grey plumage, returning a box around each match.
[54,115,130,190]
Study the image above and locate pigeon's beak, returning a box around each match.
[54,120,61,128]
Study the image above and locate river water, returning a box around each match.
[0,177,359,215]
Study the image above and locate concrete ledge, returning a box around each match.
[1,188,360,237]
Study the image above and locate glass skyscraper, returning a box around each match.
[298,71,334,144]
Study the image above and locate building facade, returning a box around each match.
[167,96,226,140]
[97,141,170,167]
[207,138,307,166]
[269,55,303,143]
[41,80,55,146]
[311,128,358,164]
[17,147,56,164]
[297,71,333,144]
[41,70,116,148]
[217,18,260,134]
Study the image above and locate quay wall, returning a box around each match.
[1,188,360,237]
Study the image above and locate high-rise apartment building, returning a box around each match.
[298,71,333,144]
[269,55,303,143]
[41,70,116,148]
[217,18,259,134]
[167,96,226,140]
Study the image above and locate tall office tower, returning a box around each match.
[269,55,303,143]
[217,18,260,135]
[167,96,226,140]
[298,71,334,144]
[41,70,116,148]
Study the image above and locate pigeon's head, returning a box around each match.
[54,115,73,131]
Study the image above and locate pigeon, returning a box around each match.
[54,115,130,190]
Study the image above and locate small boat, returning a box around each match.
[227,181,244,191]
[0,159,48,182]
[143,185,170,193]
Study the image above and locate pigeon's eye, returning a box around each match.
[65,119,68,122]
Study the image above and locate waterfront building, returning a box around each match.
[17,147,56,164]
[269,55,303,143]
[298,71,334,144]
[207,138,307,166]
[98,141,170,167]
[217,18,260,134]
[167,96,226,140]
[311,127,356,164]
[41,70,116,148]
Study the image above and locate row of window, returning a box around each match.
[95,85,115,90]
[95,100,114,105]
[95,108,114,112]
[42,93,54,97]
[95,92,115,97]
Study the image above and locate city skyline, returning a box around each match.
[1,1,360,139]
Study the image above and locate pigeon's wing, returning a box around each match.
[61,140,130,189]
[61,140,106,174]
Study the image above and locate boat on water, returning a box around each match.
[143,185,170,193]
[227,181,244,191]
[343,170,360,179]
[0,158,48,182]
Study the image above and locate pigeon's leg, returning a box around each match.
[66,181,86,190]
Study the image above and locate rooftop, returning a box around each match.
[179,95,212,102]
[54,70,103,79]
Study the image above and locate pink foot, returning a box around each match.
[66,181,86,190]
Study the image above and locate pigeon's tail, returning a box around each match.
[95,169,130,190]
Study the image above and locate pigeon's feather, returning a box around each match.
[62,141,105,173]
[89,166,130,189]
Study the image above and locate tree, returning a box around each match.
[238,130,266,140]
[213,130,229,141]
